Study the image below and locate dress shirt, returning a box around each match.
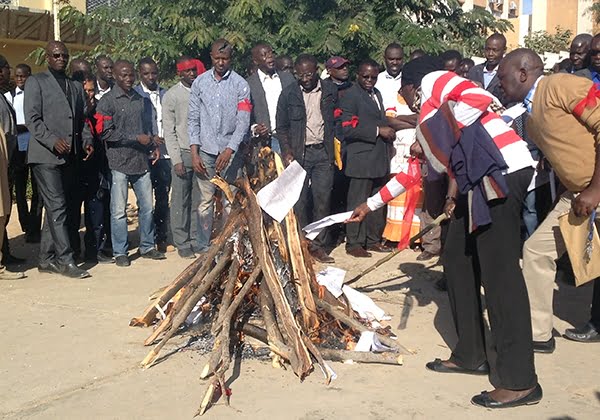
[302,81,325,145]
[257,69,282,131]
[188,68,251,155]
[96,84,153,175]
[482,65,498,89]
[4,86,24,124]
[140,82,163,137]
[95,81,111,100]
[375,71,402,114]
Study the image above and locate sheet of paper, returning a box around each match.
[302,211,354,240]
[342,285,391,322]
[256,161,307,223]
[355,331,396,353]
[316,267,346,298]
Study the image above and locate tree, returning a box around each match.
[56,0,511,79]
[589,2,600,25]
[524,26,573,54]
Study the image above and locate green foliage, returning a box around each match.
[588,2,600,24]
[57,0,511,79]
[524,26,573,54]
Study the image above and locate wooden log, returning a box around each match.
[259,281,285,345]
[141,243,234,369]
[211,258,241,335]
[210,175,235,204]
[315,298,413,355]
[134,208,242,331]
[239,175,313,379]
[130,254,206,327]
[201,266,262,379]
[273,152,320,331]
[240,324,402,366]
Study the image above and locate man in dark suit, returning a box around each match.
[276,54,337,263]
[339,59,396,258]
[467,33,507,105]
[247,43,296,154]
[24,41,93,279]
[564,33,593,74]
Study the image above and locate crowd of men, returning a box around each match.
[0,31,599,409]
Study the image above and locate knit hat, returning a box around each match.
[401,55,443,88]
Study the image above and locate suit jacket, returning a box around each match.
[574,68,593,80]
[247,70,296,131]
[338,84,389,179]
[276,79,337,165]
[467,63,506,106]
[24,70,89,165]
[0,93,16,162]
[134,84,167,158]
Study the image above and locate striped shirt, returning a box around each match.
[188,68,251,155]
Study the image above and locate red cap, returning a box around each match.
[326,56,350,69]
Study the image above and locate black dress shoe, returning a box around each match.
[177,248,196,259]
[38,261,61,274]
[425,358,489,375]
[564,322,600,342]
[60,263,91,279]
[366,243,393,253]
[416,250,439,261]
[533,337,555,353]
[96,252,115,264]
[471,383,543,408]
[140,249,167,260]
[115,255,131,267]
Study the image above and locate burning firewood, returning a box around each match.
[130,147,407,415]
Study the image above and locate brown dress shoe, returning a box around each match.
[346,247,372,258]
[310,248,335,264]
[366,243,393,253]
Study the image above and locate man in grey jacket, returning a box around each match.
[163,56,201,259]
[24,41,93,279]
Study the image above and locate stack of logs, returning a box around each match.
[130,149,407,416]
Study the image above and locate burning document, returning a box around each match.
[257,161,306,223]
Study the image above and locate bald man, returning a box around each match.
[24,41,93,279]
[564,33,593,74]
[499,48,600,351]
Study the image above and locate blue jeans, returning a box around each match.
[110,170,155,256]
[194,149,242,252]
[522,189,538,240]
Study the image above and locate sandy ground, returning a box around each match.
[1,206,599,420]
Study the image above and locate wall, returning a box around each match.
[546,0,579,34]
[13,0,86,13]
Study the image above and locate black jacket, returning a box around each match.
[337,83,389,179]
[276,79,337,165]
[467,63,507,106]
[247,70,296,132]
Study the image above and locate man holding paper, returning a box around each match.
[498,48,600,347]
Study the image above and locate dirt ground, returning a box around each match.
[1,207,599,420]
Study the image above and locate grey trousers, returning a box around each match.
[170,151,200,252]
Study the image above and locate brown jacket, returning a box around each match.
[527,74,600,192]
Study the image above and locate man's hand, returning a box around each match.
[345,203,371,223]
[150,149,160,165]
[137,134,152,145]
[444,197,457,218]
[387,115,417,131]
[283,152,294,166]
[410,140,424,159]
[573,187,600,217]
[153,136,164,145]
[53,138,71,155]
[215,148,233,173]
[255,123,270,138]
[378,126,396,142]
[174,162,186,178]
[83,144,94,161]
[192,152,208,176]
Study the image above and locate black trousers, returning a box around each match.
[33,162,79,266]
[294,145,334,249]
[443,167,537,390]
[9,150,42,235]
[151,159,172,246]
[345,176,386,250]
[591,280,600,330]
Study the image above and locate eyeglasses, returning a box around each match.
[296,72,314,79]
[52,53,69,59]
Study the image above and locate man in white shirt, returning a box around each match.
[376,42,404,111]
[134,57,170,253]
[94,55,113,100]
[4,63,42,244]
[246,43,296,155]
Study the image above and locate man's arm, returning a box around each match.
[187,81,207,176]
[96,96,142,147]
[275,88,292,157]
[225,79,251,152]
[23,76,61,150]
[162,91,182,166]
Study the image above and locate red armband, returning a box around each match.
[334,108,343,118]
[341,115,359,128]
[93,113,112,134]
[573,84,600,119]
[237,98,252,112]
